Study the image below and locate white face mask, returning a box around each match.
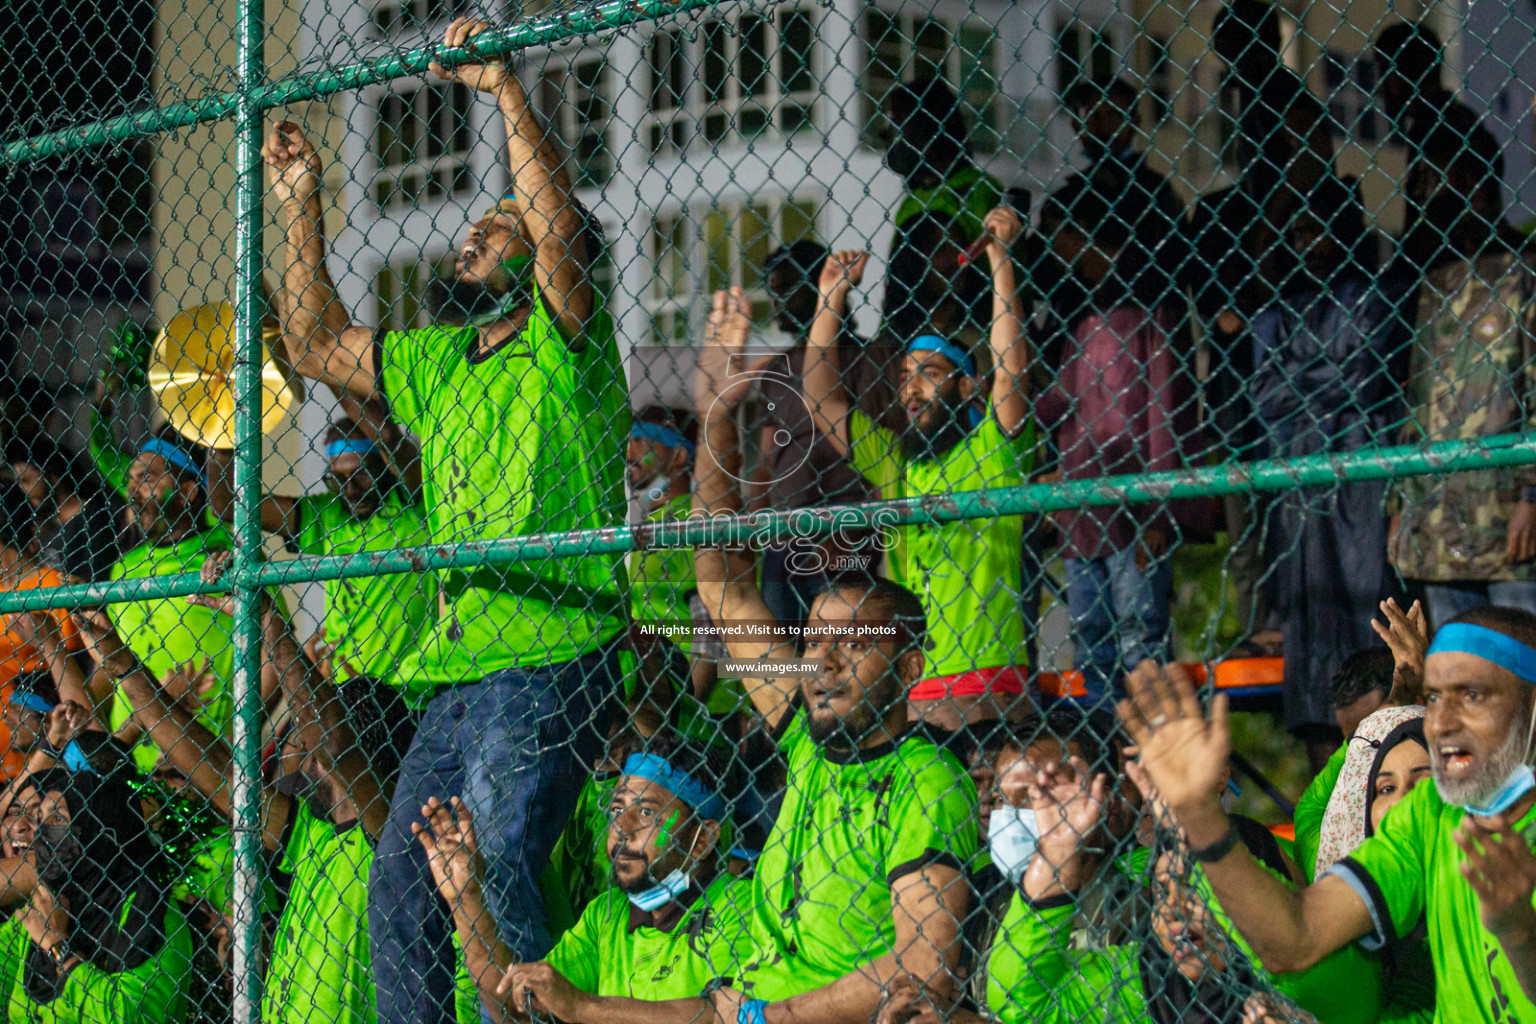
[626,868,692,912]
[642,474,671,505]
[987,805,1039,883]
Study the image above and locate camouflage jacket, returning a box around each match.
[1391,251,1536,581]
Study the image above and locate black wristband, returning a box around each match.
[1187,825,1241,864]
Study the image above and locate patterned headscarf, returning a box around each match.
[1314,704,1427,877]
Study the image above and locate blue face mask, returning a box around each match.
[1460,764,1536,818]
[626,868,692,912]
[987,805,1039,883]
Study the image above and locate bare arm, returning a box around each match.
[264,122,377,398]
[19,614,98,717]
[981,208,1031,437]
[766,865,969,1024]
[1122,663,1375,972]
[433,18,592,344]
[802,252,869,458]
[692,290,799,731]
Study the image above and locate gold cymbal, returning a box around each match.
[147,302,296,450]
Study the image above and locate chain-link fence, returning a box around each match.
[0,0,1534,1022]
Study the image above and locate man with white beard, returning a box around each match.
[1118,606,1536,1023]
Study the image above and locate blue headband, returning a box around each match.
[623,752,725,822]
[908,334,976,378]
[140,439,206,487]
[631,422,696,456]
[62,740,94,774]
[1428,623,1536,684]
[324,439,379,459]
[8,692,54,715]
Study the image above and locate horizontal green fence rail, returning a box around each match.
[4,431,1531,614]
[1,0,734,166]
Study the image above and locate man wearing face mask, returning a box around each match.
[1120,604,1536,1022]
[208,416,436,692]
[106,430,286,774]
[412,734,751,1022]
[265,20,629,1015]
[1388,124,1536,630]
[72,576,415,1024]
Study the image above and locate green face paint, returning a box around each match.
[655,810,680,849]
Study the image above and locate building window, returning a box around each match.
[644,29,690,156]
[375,252,456,333]
[1324,49,1380,144]
[537,55,613,188]
[373,0,450,37]
[644,197,820,345]
[373,81,475,211]
[861,10,1001,153]
[644,9,818,157]
[1054,18,1115,98]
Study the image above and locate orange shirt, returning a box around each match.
[0,567,83,778]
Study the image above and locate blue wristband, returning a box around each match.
[738,1000,769,1024]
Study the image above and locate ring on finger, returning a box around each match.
[1148,714,1169,729]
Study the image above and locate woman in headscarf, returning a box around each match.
[0,768,192,1023]
[1312,704,1434,1023]
[969,754,1383,1024]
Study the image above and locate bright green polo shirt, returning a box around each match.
[847,408,1033,678]
[108,526,278,774]
[545,873,754,999]
[378,285,630,684]
[739,708,978,1000]
[263,804,376,1024]
[0,904,193,1024]
[1340,781,1536,1024]
[293,492,437,700]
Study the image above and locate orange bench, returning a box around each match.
[1037,657,1284,699]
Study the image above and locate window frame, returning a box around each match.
[858,6,1004,154]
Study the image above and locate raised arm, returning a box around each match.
[802,251,869,458]
[12,612,96,716]
[72,610,236,815]
[980,207,1031,437]
[205,448,298,537]
[1120,662,1374,973]
[264,122,378,398]
[432,18,592,344]
[692,289,799,730]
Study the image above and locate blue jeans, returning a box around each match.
[1065,548,1174,707]
[369,650,619,1024]
[1422,580,1536,632]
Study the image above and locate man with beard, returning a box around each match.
[1117,604,1536,1022]
[661,297,978,1024]
[105,430,284,774]
[265,18,629,1019]
[71,576,414,1024]
[412,734,750,1022]
[801,208,1033,730]
[207,415,436,692]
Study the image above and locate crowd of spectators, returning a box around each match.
[0,7,1531,1024]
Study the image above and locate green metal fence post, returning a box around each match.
[229,0,268,1021]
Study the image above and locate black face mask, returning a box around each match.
[32,823,83,887]
[272,771,310,798]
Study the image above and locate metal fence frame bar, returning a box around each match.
[5,431,1532,615]
[0,0,739,167]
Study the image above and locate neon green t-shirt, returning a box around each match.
[0,904,194,1024]
[545,873,754,999]
[1341,781,1536,1024]
[263,804,376,1024]
[551,772,620,919]
[846,409,1033,678]
[293,492,438,700]
[378,286,630,684]
[892,165,1003,243]
[1295,742,1348,882]
[629,494,697,646]
[109,527,246,774]
[739,709,979,1000]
